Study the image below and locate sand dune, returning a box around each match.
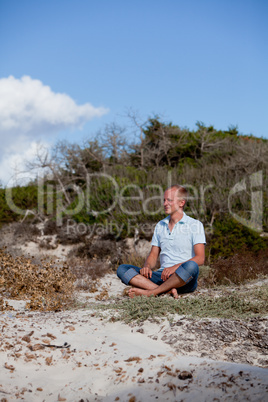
[1,273,267,401]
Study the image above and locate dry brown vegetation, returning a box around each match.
[68,256,111,291]
[13,222,41,241]
[209,249,268,286]
[0,247,75,311]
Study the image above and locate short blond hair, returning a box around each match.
[167,184,188,207]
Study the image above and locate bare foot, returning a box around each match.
[123,286,132,296]
[128,288,152,298]
[170,288,179,299]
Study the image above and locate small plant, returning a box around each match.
[68,256,111,281]
[13,222,41,240]
[120,253,145,269]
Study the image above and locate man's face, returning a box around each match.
[164,188,185,215]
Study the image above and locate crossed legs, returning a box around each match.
[117,262,199,299]
[128,272,185,298]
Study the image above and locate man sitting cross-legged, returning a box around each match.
[117,185,206,298]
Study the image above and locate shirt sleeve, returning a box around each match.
[151,223,161,247]
[192,221,206,245]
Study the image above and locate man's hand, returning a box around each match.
[161,266,177,281]
[140,267,152,278]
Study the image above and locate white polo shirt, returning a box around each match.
[151,212,206,271]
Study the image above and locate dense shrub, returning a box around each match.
[210,249,268,285]
[207,216,268,262]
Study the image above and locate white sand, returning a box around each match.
[1,273,267,402]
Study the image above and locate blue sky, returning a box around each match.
[0,0,267,185]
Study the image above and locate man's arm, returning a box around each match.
[161,243,205,281]
[140,246,160,278]
[190,243,205,266]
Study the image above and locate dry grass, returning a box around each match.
[67,256,111,291]
[0,247,75,311]
[13,222,41,241]
[75,239,125,270]
[120,252,144,268]
[120,252,161,270]
[209,249,268,286]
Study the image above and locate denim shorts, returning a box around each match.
[117,260,199,294]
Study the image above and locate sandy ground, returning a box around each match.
[0,225,267,401]
[1,273,267,402]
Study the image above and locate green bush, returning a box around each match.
[0,185,38,227]
[208,216,267,260]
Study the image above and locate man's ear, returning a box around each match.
[180,199,186,208]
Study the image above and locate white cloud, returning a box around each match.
[0,141,49,187]
[0,75,109,186]
[0,75,109,138]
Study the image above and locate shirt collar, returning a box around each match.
[162,212,188,225]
